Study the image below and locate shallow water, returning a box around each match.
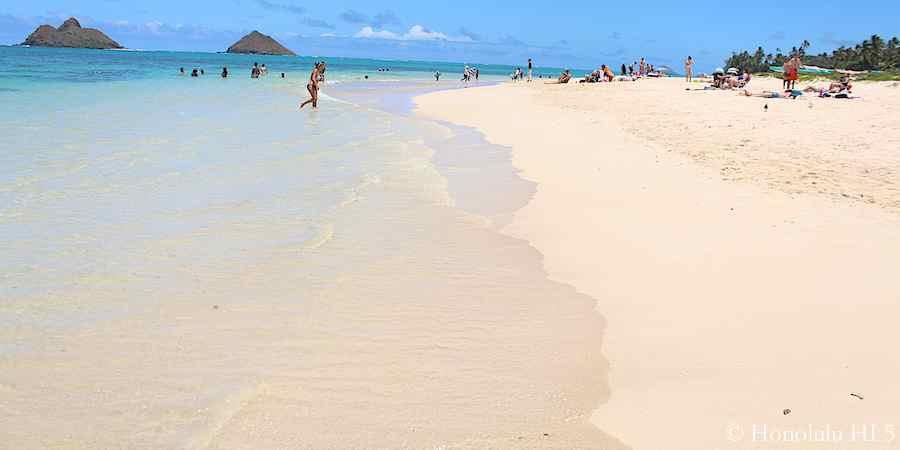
[0,47,618,448]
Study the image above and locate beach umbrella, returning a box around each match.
[656,65,673,73]
[713,67,725,74]
[727,67,739,75]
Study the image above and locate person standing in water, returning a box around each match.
[299,62,325,110]
[527,58,533,82]
[435,71,441,81]
[685,56,694,83]
[221,67,228,78]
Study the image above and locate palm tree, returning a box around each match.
[800,40,811,57]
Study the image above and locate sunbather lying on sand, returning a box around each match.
[741,89,803,99]
[803,76,854,97]
[547,70,572,84]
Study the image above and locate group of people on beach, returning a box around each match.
[463,65,480,83]
[574,57,661,84]
[511,59,536,82]
[689,51,857,100]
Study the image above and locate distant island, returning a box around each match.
[226,31,295,56]
[22,17,123,49]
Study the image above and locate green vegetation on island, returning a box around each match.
[725,35,900,79]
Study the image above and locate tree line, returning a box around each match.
[725,35,900,73]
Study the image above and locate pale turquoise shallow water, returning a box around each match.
[0,46,534,344]
[0,48,626,450]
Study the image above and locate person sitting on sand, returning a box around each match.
[831,75,852,93]
[723,70,752,89]
[547,70,572,84]
[711,69,726,88]
[299,62,325,110]
[603,65,615,82]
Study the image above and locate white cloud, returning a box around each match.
[354,26,399,40]
[353,25,474,42]
[403,25,447,41]
[144,20,164,34]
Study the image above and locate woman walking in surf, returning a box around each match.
[300,62,326,110]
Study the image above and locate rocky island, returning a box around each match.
[22,17,123,49]
[226,31,295,56]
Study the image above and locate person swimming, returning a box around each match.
[299,62,325,110]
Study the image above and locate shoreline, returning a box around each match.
[3,76,628,448]
[414,77,900,449]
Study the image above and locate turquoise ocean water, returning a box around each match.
[0,46,567,88]
[0,46,536,343]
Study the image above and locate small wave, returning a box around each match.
[317,90,357,106]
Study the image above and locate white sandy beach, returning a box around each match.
[416,76,900,449]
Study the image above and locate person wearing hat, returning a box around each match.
[712,67,726,88]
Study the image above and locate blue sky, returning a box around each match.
[1,1,897,70]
